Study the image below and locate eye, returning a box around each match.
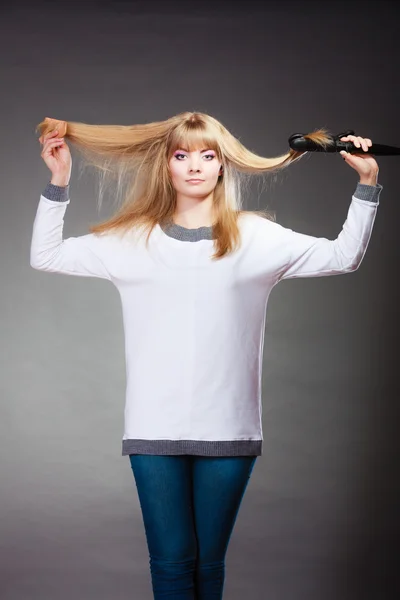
[172,152,216,161]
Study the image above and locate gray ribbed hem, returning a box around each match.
[353,182,382,203]
[42,181,70,202]
[122,439,262,456]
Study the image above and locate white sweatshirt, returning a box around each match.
[30,181,382,456]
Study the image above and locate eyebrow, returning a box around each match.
[175,148,214,153]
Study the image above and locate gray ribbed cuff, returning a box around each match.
[353,182,382,203]
[42,181,70,202]
[40,181,381,206]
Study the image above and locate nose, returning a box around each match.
[188,160,201,173]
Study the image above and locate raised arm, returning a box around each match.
[31,128,113,280]
[277,181,381,280]
[30,182,113,280]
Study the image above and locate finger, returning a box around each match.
[39,129,59,144]
[340,135,369,152]
[42,138,63,150]
[357,137,369,152]
[41,139,64,155]
[340,134,359,145]
[344,135,362,149]
[45,129,59,140]
[344,135,366,152]
[354,136,369,152]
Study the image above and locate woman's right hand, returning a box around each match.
[39,129,72,186]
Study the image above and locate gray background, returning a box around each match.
[1,0,398,598]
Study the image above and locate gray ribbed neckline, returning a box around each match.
[160,220,214,241]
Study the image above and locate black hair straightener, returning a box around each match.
[289,130,399,155]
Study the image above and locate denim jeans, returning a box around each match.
[129,454,257,599]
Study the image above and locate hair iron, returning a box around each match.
[289,130,399,155]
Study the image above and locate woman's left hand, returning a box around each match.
[339,134,379,182]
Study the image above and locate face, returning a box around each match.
[168,147,223,198]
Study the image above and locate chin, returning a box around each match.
[181,185,209,194]
[189,191,213,198]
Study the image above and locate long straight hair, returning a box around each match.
[36,112,332,260]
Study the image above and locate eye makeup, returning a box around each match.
[173,149,216,159]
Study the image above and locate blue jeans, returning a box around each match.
[129,454,257,599]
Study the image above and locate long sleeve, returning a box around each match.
[276,182,382,281]
[30,183,113,281]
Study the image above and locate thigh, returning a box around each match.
[129,454,197,560]
[191,456,257,562]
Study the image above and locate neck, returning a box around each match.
[173,190,215,228]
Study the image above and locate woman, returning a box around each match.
[32,112,382,599]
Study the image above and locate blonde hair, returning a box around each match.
[36,112,332,260]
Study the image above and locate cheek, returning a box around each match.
[208,162,222,177]
[169,162,184,180]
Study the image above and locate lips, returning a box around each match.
[187,179,205,182]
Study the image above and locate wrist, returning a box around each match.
[359,173,378,186]
[50,177,70,187]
